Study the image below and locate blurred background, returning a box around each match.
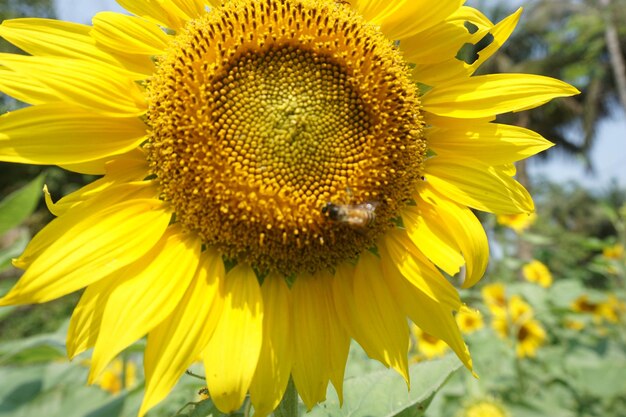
[1,1,625,417]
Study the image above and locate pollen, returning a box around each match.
[146,0,426,275]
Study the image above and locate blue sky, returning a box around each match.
[53,0,626,189]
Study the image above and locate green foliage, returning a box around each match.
[0,175,44,278]
[425,182,626,417]
[307,355,461,417]
[0,174,45,237]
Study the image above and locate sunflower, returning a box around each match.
[574,294,626,324]
[457,397,510,417]
[522,259,553,288]
[492,295,546,358]
[482,282,508,317]
[94,357,139,394]
[410,323,450,360]
[603,243,624,260]
[496,212,536,233]
[455,306,484,334]
[0,0,577,415]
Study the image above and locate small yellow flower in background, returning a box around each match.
[507,295,533,322]
[0,0,578,414]
[564,318,586,331]
[411,324,450,360]
[522,260,553,288]
[457,397,510,417]
[571,295,599,314]
[603,243,624,260]
[492,295,545,358]
[514,319,546,358]
[95,358,138,394]
[571,294,625,324]
[597,295,626,323]
[496,212,537,234]
[456,306,484,334]
[482,283,508,317]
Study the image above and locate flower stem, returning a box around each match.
[274,377,298,417]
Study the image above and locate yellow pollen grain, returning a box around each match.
[146,0,426,274]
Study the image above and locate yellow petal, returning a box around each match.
[249,274,293,417]
[66,271,119,359]
[291,272,349,409]
[412,8,520,86]
[116,0,188,30]
[203,264,263,413]
[139,249,224,417]
[0,18,152,79]
[380,229,462,311]
[332,262,385,365]
[353,252,410,384]
[326,288,350,405]
[45,152,149,217]
[415,183,489,288]
[401,202,465,277]
[369,0,464,41]
[169,0,210,19]
[58,148,147,175]
[463,9,522,76]
[413,57,468,87]
[1,187,169,306]
[453,6,494,29]
[405,6,495,85]
[0,18,94,57]
[0,54,147,117]
[0,104,146,165]
[427,122,554,164]
[424,156,534,214]
[402,17,480,65]
[89,226,201,382]
[58,159,109,175]
[351,0,397,24]
[92,12,169,55]
[422,74,580,118]
[15,182,159,269]
[0,66,58,105]
[425,112,496,128]
[380,254,473,372]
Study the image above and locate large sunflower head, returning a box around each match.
[0,0,578,416]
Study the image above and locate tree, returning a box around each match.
[597,0,626,110]
[470,0,626,173]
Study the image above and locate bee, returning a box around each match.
[322,201,378,228]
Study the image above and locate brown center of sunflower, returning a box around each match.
[146,0,426,275]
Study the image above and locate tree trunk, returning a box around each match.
[599,0,626,111]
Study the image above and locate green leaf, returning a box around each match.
[0,174,45,236]
[0,331,66,365]
[547,280,586,309]
[308,355,462,417]
[565,349,626,399]
[0,361,114,417]
[83,384,144,417]
[0,227,29,272]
